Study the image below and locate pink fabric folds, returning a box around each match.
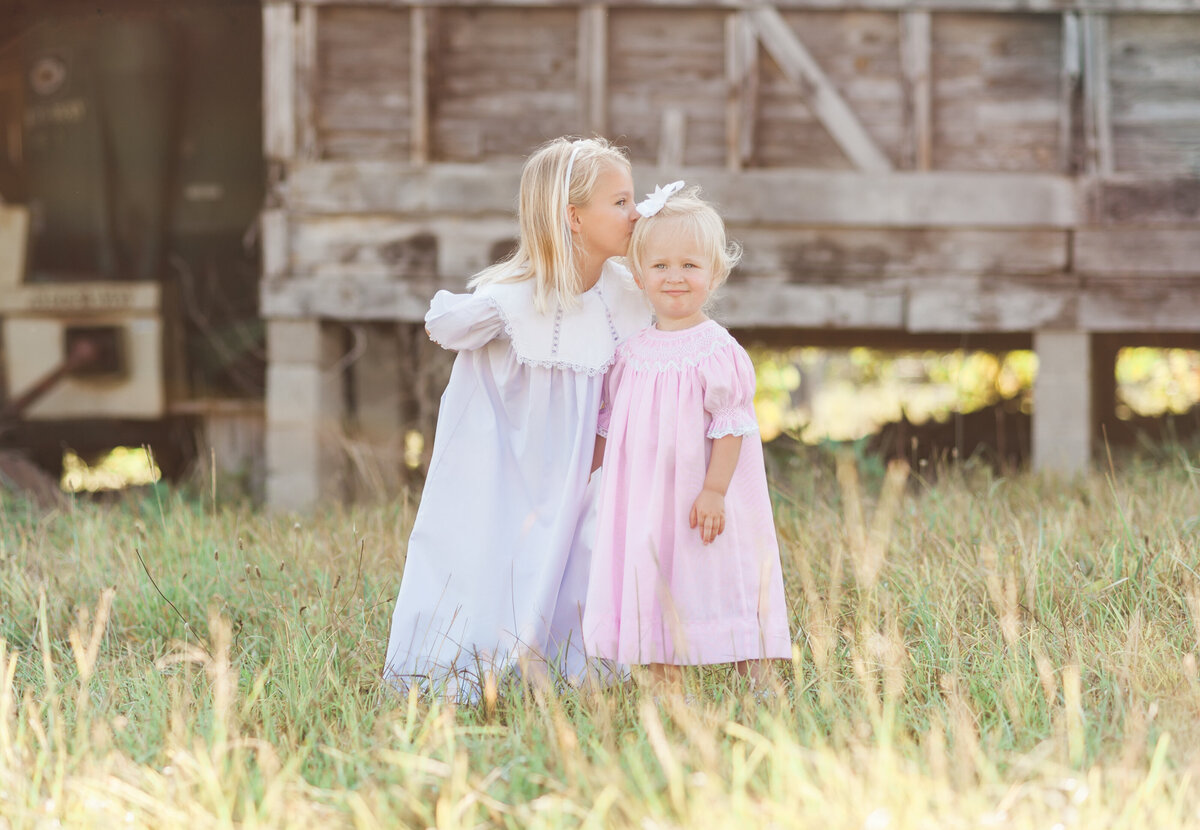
[584,321,792,666]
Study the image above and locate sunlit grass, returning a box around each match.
[3,446,1200,827]
[61,446,161,493]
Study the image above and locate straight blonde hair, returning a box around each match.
[470,136,632,313]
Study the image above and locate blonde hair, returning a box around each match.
[470,136,632,313]
[628,186,742,289]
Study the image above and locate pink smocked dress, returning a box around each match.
[583,320,792,666]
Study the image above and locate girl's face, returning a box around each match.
[634,220,717,331]
[569,163,638,263]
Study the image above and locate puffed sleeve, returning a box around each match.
[701,343,760,439]
[596,349,626,437]
[424,290,507,352]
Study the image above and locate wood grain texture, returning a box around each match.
[1108,14,1200,175]
[932,13,1062,172]
[608,8,728,167]
[754,10,904,169]
[430,7,579,160]
[316,6,412,159]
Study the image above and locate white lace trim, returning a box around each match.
[707,422,760,439]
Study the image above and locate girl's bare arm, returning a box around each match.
[690,435,743,544]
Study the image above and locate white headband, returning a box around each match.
[562,140,584,242]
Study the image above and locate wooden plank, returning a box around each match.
[908,277,1080,332]
[1081,13,1114,175]
[263,2,296,161]
[753,10,903,169]
[316,7,412,160]
[899,10,931,171]
[579,4,607,136]
[284,161,1082,228]
[1083,176,1200,224]
[733,228,1069,280]
[261,209,290,281]
[262,275,442,321]
[1059,12,1081,172]
[658,108,686,169]
[1075,228,1200,276]
[748,5,892,172]
[1080,281,1200,331]
[1107,15,1200,175]
[717,281,904,329]
[289,215,517,281]
[608,8,728,166]
[725,11,758,170]
[410,6,429,164]
[932,13,1062,172]
[430,7,579,161]
[292,0,1200,14]
[295,5,319,160]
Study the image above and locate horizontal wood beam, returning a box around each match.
[288,0,1200,13]
[286,161,1082,228]
[264,272,1200,333]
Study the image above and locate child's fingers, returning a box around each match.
[689,504,698,529]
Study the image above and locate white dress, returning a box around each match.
[383,260,651,698]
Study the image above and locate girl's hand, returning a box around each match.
[689,488,726,545]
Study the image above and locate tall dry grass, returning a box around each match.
[2,445,1200,828]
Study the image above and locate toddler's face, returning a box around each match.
[634,220,716,331]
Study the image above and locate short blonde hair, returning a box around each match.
[470,136,632,312]
[628,186,742,289]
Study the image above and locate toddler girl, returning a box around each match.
[583,183,791,690]
[383,137,651,699]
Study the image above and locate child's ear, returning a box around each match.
[566,204,583,233]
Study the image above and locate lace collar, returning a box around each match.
[479,260,651,376]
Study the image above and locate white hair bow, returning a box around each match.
[635,180,685,218]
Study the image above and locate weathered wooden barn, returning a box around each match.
[259,0,1200,507]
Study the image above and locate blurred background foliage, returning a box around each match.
[751,346,1200,444]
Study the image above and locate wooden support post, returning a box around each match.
[1091,333,1121,448]
[411,6,430,164]
[579,4,608,137]
[900,10,931,171]
[260,209,289,282]
[749,5,892,172]
[263,2,296,163]
[1081,12,1114,175]
[659,108,686,169]
[348,323,405,496]
[1033,330,1092,476]
[266,319,347,510]
[725,11,758,171]
[295,4,319,161]
[1060,12,1082,173]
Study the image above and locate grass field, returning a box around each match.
[3,445,1200,828]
